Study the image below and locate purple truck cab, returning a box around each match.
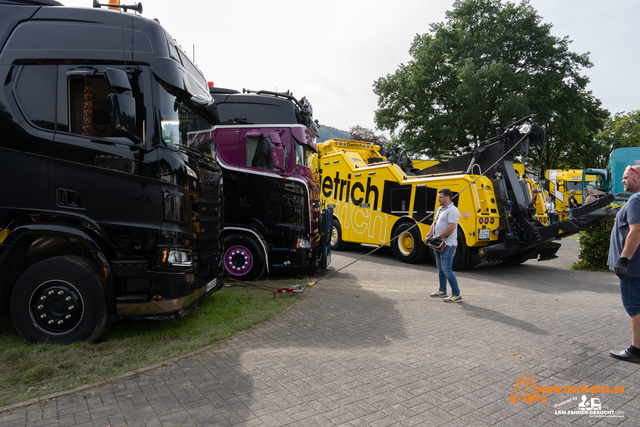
[210,89,331,280]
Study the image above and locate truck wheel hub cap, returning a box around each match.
[224,246,254,275]
[399,232,414,255]
[30,280,83,333]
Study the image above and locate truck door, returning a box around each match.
[0,64,55,213]
[239,128,303,242]
[53,65,159,255]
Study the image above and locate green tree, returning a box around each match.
[374,0,608,173]
[588,110,640,168]
[349,125,389,145]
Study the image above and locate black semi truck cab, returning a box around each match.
[0,0,224,343]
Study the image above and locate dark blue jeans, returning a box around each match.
[547,213,555,224]
[434,245,460,296]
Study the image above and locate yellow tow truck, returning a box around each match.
[318,117,615,269]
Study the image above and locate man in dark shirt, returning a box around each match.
[608,165,640,362]
[567,190,580,220]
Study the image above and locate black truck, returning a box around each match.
[0,0,224,343]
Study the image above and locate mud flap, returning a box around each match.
[476,243,511,267]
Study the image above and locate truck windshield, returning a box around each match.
[156,80,214,159]
[584,173,607,193]
[294,139,314,169]
[566,181,582,192]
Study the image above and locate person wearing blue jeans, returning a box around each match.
[434,245,460,299]
[608,165,640,362]
[425,188,462,303]
[567,189,579,220]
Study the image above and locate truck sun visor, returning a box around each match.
[152,57,213,107]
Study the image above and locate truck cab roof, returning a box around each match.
[210,88,319,136]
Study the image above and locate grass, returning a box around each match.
[570,260,610,272]
[0,276,307,407]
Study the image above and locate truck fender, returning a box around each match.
[0,224,114,314]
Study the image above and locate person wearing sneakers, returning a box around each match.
[609,165,640,362]
[425,188,462,303]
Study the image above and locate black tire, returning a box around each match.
[427,247,436,264]
[10,256,110,344]
[223,235,265,281]
[331,218,346,251]
[392,222,426,264]
[451,227,468,271]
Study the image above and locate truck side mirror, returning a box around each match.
[269,131,282,145]
[108,93,140,143]
[271,144,285,172]
[268,131,285,172]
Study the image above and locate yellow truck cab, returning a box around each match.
[545,169,583,221]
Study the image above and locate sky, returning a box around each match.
[60,0,640,134]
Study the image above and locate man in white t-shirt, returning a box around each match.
[425,188,462,303]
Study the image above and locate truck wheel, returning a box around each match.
[10,256,110,344]
[392,223,426,264]
[223,235,265,281]
[331,219,346,250]
[451,228,468,271]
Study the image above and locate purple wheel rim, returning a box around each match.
[224,245,254,276]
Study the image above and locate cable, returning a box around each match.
[226,277,310,298]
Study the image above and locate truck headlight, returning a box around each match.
[297,238,311,249]
[161,248,193,266]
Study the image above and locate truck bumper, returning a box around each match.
[270,244,330,273]
[476,241,561,267]
[111,264,224,319]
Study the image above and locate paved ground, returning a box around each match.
[1,238,639,426]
